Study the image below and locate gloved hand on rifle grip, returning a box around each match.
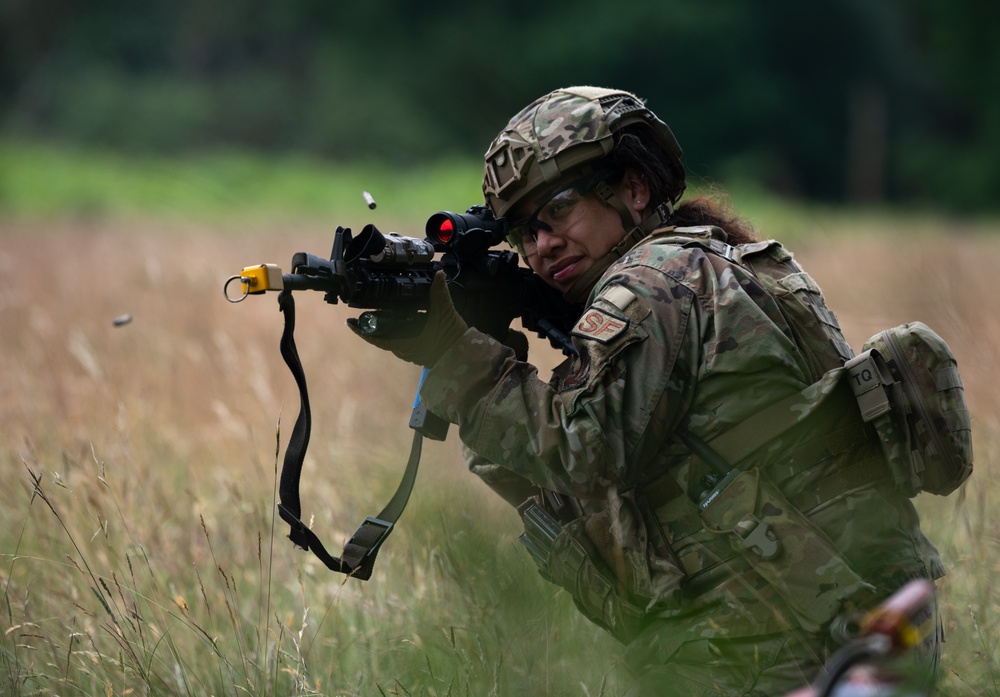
[347,271,469,368]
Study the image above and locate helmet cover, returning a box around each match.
[483,86,684,219]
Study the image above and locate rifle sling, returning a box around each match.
[277,289,420,581]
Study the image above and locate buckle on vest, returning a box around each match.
[736,514,780,560]
[708,239,742,264]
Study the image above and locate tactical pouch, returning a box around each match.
[699,469,875,633]
[519,502,646,643]
[857,322,973,497]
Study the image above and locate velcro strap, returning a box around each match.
[830,337,854,362]
[700,389,817,466]
[648,422,875,515]
[934,365,963,391]
[844,351,893,422]
[790,451,890,511]
[811,302,843,330]
[761,423,869,483]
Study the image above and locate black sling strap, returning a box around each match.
[276,289,422,581]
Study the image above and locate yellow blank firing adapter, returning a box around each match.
[224,264,284,303]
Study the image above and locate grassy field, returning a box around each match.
[1,147,998,696]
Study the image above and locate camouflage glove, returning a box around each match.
[347,271,468,368]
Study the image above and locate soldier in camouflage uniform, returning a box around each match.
[350,87,943,696]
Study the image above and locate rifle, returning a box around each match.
[224,205,580,580]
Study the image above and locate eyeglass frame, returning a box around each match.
[504,170,617,255]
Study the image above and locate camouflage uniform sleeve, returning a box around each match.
[463,445,540,509]
[419,257,699,498]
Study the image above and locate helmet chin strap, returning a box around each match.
[564,185,673,304]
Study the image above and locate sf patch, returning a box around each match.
[573,307,629,344]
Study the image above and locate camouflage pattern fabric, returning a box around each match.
[862,322,973,496]
[483,86,684,220]
[500,86,613,164]
[484,87,618,219]
[697,468,876,634]
[419,230,943,695]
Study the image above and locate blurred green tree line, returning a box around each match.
[2,0,997,210]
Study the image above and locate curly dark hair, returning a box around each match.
[608,128,758,245]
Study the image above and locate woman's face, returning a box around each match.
[508,170,649,296]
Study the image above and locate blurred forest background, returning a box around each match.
[2,0,999,213]
[3,3,1000,695]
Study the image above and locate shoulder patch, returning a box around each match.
[573,307,629,344]
[599,284,636,311]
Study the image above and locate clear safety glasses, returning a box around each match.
[505,171,613,256]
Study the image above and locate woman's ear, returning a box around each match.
[621,169,651,218]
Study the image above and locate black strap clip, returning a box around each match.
[346,516,395,558]
[277,502,312,550]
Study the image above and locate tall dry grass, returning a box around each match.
[0,214,997,695]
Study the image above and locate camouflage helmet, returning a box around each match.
[483,86,685,218]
